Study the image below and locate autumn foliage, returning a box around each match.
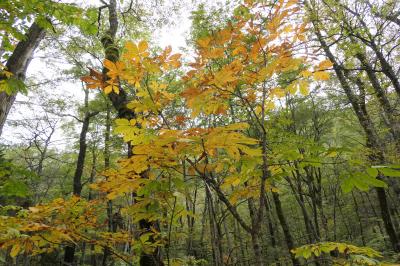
[1,0,399,265]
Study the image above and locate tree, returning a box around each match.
[1,0,400,265]
[0,0,97,136]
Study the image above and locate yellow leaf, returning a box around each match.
[138,40,148,53]
[169,53,181,61]
[300,70,312,78]
[3,70,13,78]
[232,46,247,56]
[113,85,120,94]
[297,34,306,41]
[271,87,285,98]
[10,243,21,258]
[213,69,236,86]
[222,175,241,188]
[282,24,293,33]
[197,36,211,48]
[313,71,330,81]
[115,118,130,126]
[125,41,138,56]
[104,85,113,94]
[265,101,275,110]
[104,59,125,79]
[208,48,224,58]
[104,81,119,94]
[29,207,40,213]
[271,187,279,193]
[318,59,333,70]
[255,105,262,115]
[285,0,298,8]
[326,151,337,157]
[107,191,118,200]
[298,80,309,95]
[287,82,297,94]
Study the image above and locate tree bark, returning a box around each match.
[272,191,300,266]
[0,22,45,136]
[354,51,400,147]
[205,184,224,266]
[247,198,264,266]
[351,191,366,246]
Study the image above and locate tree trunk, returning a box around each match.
[102,104,114,266]
[351,191,366,246]
[248,198,264,266]
[205,185,224,266]
[272,191,300,266]
[264,195,279,262]
[354,51,400,146]
[376,186,400,252]
[100,1,162,264]
[64,89,97,265]
[0,22,45,136]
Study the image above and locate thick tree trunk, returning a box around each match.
[0,22,45,136]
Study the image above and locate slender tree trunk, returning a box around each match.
[88,147,98,266]
[102,105,114,266]
[272,191,300,266]
[368,41,400,98]
[233,218,247,266]
[338,198,353,240]
[286,174,316,243]
[218,200,233,263]
[199,198,208,260]
[205,185,223,266]
[265,194,278,263]
[64,89,97,265]
[351,191,366,246]
[184,160,197,258]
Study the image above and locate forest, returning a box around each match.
[0,0,399,265]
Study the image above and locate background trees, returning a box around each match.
[0,0,399,266]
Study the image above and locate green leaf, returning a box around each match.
[379,167,400,177]
[0,179,30,197]
[366,167,378,177]
[341,177,354,193]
